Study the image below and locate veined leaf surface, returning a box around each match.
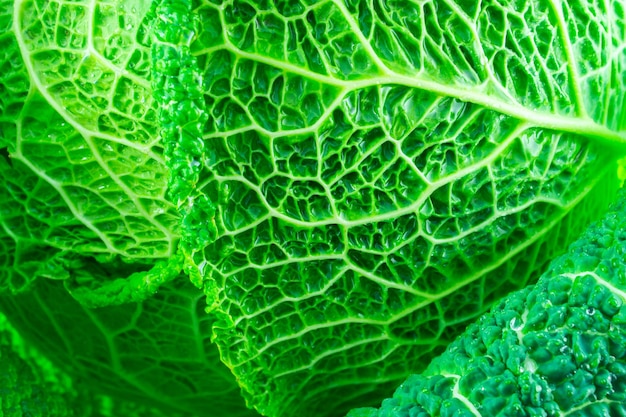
[0,2,253,416]
[0,0,178,298]
[154,0,626,416]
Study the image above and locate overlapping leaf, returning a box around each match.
[0,2,254,416]
[0,277,256,417]
[349,191,626,417]
[155,1,626,416]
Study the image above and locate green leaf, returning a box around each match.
[0,0,179,300]
[154,1,626,416]
[0,276,256,417]
[0,310,91,417]
[1,2,256,416]
[348,190,626,417]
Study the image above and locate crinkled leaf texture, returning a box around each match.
[0,1,253,416]
[153,0,626,416]
[348,190,626,417]
[0,0,180,301]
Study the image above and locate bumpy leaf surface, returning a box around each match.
[0,1,255,416]
[348,191,626,417]
[155,1,626,416]
[0,0,179,300]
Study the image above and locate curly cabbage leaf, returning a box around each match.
[0,1,253,416]
[152,0,626,416]
[0,307,219,417]
[348,190,626,417]
[0,0,179,302]
[1,0,625,416]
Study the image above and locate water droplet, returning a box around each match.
[586,307,595,316]
[510,317,523,331]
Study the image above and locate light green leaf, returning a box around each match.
[0,2,255,416]
[0,0,178,299]
[155,1,626,416]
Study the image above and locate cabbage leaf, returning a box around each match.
[0,1,251,416]
[152,0,626,416]
[0,0,625,417]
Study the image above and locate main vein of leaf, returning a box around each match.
[207,5,626,147]
[232,45,626,143]
[562,271,626,301]
[546,0,588,118]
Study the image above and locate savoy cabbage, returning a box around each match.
[349,190,626,417]
[0,0,625,416]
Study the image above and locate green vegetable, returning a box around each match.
[0,0,625,417]
[0,308,216,417]
[0,276,253,417]
[0,313,90,417]
[0,0,179,300]
[153,0,625,415]
[0,0,249,415]
[348,191,626,417]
